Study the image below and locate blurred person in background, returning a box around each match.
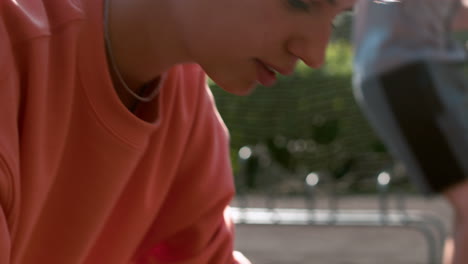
[352,1,468,263]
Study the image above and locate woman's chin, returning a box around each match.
[219,81,258,96]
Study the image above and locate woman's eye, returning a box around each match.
[287,0,310,12]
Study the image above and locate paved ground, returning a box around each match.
[232,195,453,264]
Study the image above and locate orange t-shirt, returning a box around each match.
[0,0,241,263]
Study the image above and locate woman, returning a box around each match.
[0,0,354,263]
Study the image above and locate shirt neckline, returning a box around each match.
[77,0,169,148]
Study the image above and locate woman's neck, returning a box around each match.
[106,0,190,91]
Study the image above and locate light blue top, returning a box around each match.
[353,0,467,86]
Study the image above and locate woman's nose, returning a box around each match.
[286,29,331,68]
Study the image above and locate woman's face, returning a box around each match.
[174,0,355,95]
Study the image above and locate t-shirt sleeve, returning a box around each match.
[133,68,250,264]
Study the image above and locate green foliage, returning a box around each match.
[311,118,339,145]
[322,42,353,76]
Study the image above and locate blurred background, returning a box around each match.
[208,12,468,264]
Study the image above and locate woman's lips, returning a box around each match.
[255,59,277,87]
